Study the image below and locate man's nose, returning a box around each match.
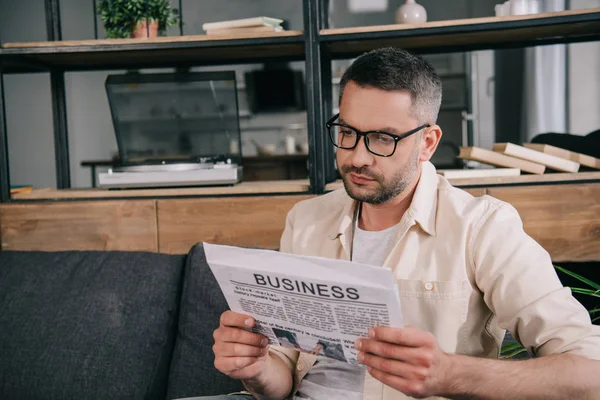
[350,136,374,168]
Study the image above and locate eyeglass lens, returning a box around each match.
[330,125,396,156]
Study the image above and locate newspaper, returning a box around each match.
[204,243,403,365]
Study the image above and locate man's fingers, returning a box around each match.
[213,342,270,357]
[220,310,255,328]
[368,326,435,347]
[213,326,269,347]
[367,367,427,399]
[356,339,434,367]
[358,351,430,381]
[214,356,263,375]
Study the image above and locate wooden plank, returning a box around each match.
[320,9,600,36]
[446,171,600,187]
[493,143,580,172]
[487,183,600,262]
[157,195,314,253]
[323,10,600,58]
[523,143,600,170]
[12,180,311,200]
[325,171,600,191]
[2,31,304,48]
[0,201,158,252]
[437,168,520,179]
[459,146,546,174]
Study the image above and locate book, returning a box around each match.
[493,143,580,173]
[437,168,521,179]
[202,16,284,32]
[10,185,33,195]
[458,146,546,174]
[523,143,600,170]
[206,26,284,35]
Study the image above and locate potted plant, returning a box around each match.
[97,0,179,39]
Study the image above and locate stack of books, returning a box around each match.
[457,142,600,176]
[202,16,285,36]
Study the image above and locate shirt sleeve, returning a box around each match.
[472,202,600,360]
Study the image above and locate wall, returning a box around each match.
[568,0,600,135]
[0,0,56,188]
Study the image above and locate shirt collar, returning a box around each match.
[327,161,439,240]
[409,161,438,236]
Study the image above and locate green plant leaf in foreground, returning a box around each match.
[570,288,600,298]
[555,265,600,291]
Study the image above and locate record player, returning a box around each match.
[98,71,243,189]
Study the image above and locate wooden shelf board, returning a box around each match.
[325,171,600,191]
[320,9,600,56]
[12,179,310,200]
[1,31,304,49]
[0,32,305,72]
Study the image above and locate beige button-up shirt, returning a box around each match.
[271,161,600,400]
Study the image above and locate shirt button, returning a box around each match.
[297,364,304,371]
[424,282,434,291]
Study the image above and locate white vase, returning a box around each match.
[396,0,427,24]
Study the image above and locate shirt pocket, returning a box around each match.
[396,279,470,352]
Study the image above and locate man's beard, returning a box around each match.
[340,146,420,205]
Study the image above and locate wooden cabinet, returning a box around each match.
[156,195,313,253]
[1,183,598,262]
[0,200,157,252]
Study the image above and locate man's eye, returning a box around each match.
[340,130,355,136]
[371,133,394,144]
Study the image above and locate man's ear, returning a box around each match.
[419,125,442,162]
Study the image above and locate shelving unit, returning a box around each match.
[1,1,600,203]
[0,32,306,73]
[320,9,600,57]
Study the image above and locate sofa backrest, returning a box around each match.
[167,243,245,398]
[0,250,186,400]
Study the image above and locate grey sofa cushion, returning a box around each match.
[167,243,245,398]
[0,250,186,400]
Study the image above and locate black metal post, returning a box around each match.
[92,0,99,39]
[0,72,11,203]
[303,0,332,194]
[44,0,62,41]
[45,0,71,188]
[50,71,71,189]
[178,0,184,36]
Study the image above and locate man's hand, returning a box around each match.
[354,325,451,398]
[213,311,293,400]
[355,326,600,400]
[213,311,270,380]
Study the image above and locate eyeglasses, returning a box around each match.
[326,113,430,157]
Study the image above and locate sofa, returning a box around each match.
[0,243,245,400]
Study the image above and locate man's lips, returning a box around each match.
[348,173,375,184]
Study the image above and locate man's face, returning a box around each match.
[336,81,425,205]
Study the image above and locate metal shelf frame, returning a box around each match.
[0,1,599,202]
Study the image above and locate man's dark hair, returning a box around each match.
[339,47,442,125]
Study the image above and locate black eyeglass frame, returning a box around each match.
[326,113,430,157]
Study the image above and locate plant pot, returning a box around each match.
[132,20,159,38]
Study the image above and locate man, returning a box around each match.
[211,48,600,399]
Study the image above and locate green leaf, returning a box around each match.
[555,265,600,291]
[501,347,529,359]
[570,288,600,298]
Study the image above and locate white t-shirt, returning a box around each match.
[294,222,400,400]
